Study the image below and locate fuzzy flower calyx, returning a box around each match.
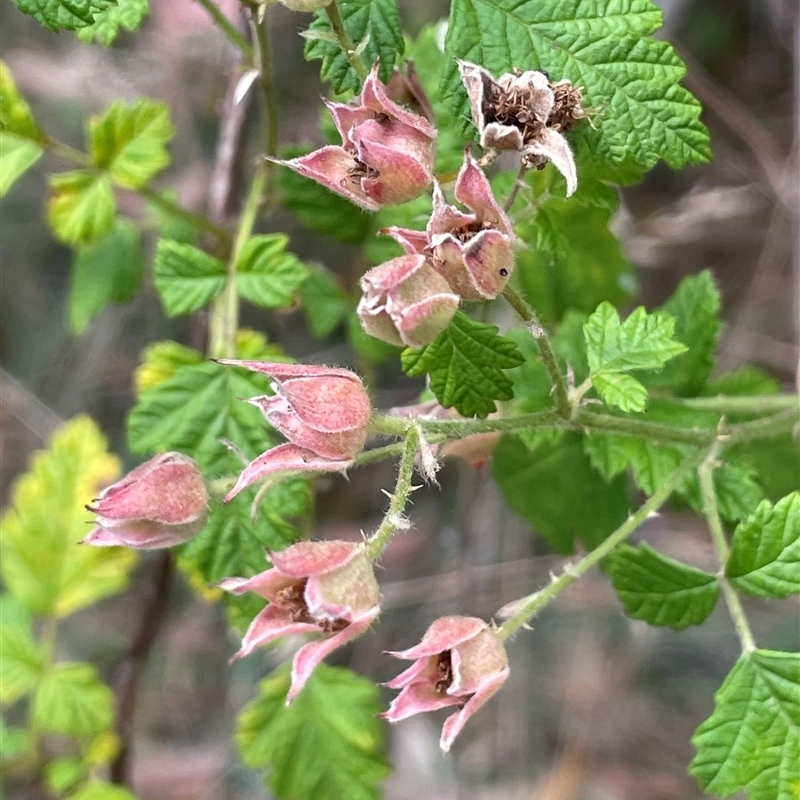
[273,64,436,211]
[82,452,208,549]
[386,150,515,301]
[381,615,509,752]
[357,254,460,347]
[458,61,584,197]
[215,361,372,502]
[220,540,380,702]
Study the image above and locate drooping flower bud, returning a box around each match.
[458,61,583,196]
[272,63,436,211]
[381,615,509,752]
[386,150,515,301]
[357,254,460,348]
[219,540,380,702]
[214,361,372,502]
[82,452,208,549]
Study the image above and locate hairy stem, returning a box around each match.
[678,394,799,414]
[698,447,757,654]
[195,0,253,58]
[497,446,710,641]
[503,164,529,211]
[366,426,420,559]
[502,285,571,418]
[325,1,368,82]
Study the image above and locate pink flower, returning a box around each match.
[82,452,208,549]
[219,540,380,702]
[357,254,460,347]
[215,361,372,502]
[385,150,515,300]
[458,61,583,197]
[272,64,436,211]
[381,615,509,752]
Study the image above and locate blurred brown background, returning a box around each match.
[1,0,798,797]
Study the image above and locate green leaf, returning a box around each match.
[0,622,44,703]
[46,757,86,794]
[683,459,765,525]
[0,718,28,758]
[301,268,350,339]
[48,171,117,245]
[401,311,524,418]
[90,99,174,189]
[237,664,390,800]
[76,0,148,44]
[0,133,42,196]
[0,60,44,140]
[442,0,711,170]
[66,781,140,800]
[153,239,226,317]
[9,0,114,31]
[305,0,404,94]
[236,234,309,309]
[68,219,145,334]
[729,435,800,505]
[0,416,137,617]
[493,433,630,553]
[279,147,374,244]
[584,303,687,411]
[704,366,780,398]
[33,662,114,736]
[690,650,800,800]
[726,493,800,599]
[346,310,401,363]
[647,270,722,395]
[606,543,719,629]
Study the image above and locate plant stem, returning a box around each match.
[502,285,571,418]
[195,0,253,58]
[678,394,799,414]
[325,1,368,82]
[496,445,710,641]
[366,426,420,559]
[698,446,757,654]
[503,164,529,211]
[726,407,799,443]
[574,407,717,445]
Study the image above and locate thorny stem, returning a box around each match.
[699,445,757,654]
[366,425,420,560]
[325,1,368,82]
[195,0,253,58]
[496,445,710,641]
[501,285,571,418]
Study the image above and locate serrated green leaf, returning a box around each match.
[301,268,350,339]
[68,219,145,334]
[134,339,205,394]
[401,311,524,418]
[237,664,390,800]
[33,662,114,736]
[90,99,173,189]
[0,416,137,617]
[76,0,147,44]
[10,0,114,31]
[607,543,719,629]
[0,133,42,196]
[726,493,800,599]
[305,0,404,94]
[279,147,374,244]
[690,650,800,800]
[442,0,711,170]
[0,61,44,140]
[236,234,309,309]
[493,433,630,552]
[153,239,226,317]
[66,781,140,800]
[0,622,44,702]
[48,171,117,245]
[590,371,649,413]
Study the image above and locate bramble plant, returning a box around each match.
[1,0,798,798]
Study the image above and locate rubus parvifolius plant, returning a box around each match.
[1,0,798,796]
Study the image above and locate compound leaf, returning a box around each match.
[153,239,226,317]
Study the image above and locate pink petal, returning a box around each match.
[276,376,371,434]
[223,443,350,503]
[454,150,513,235]
[382,655,438,689]
[217,568,296,602]
[439,668,509,753]
[480,122,526,153]
[386,291,459,348]
[448,629,509,696]
[215,360,360,382]
[270,540,361,578]
[235,605,320,660]
[355,136,433,206]
[524,128,578,197]
[80,522,197,549]
[324,99,373,146]
[266,409,368,460]
[456,60,493,135]
[386,616,487,660]
[381,226,429,255]
[458,228,515,298]
[287,610,377,703]
[427,182,475,235]
[380,681,462,722]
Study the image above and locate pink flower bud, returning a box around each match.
[386,150,515,301]
[215,361,372,502]
[458,61,582,197]
[82,452,208,549]
[271,63,436,211]
[357,254,460,348]
[381,615,509,752]
[219,540,380,702]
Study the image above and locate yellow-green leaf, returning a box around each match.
[48,171,117,245]
[0,60,44,141]
[0,621,44,702]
